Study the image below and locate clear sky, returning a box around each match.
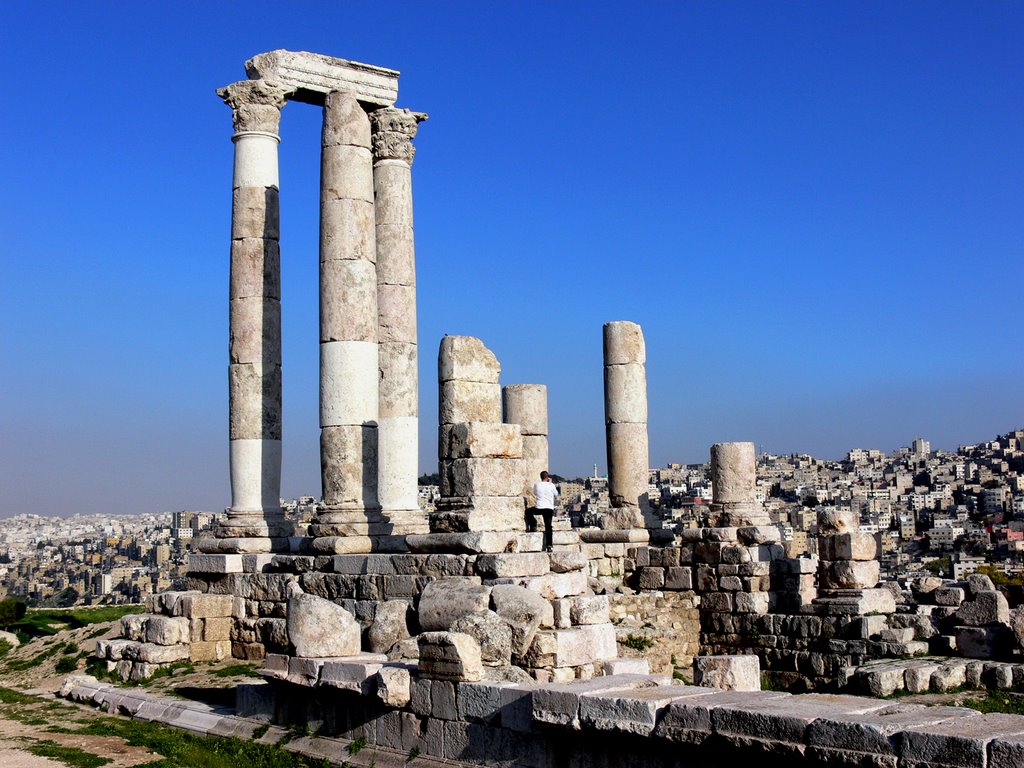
[2,2,1021,517]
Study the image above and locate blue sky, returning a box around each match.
[2,2,1021,517]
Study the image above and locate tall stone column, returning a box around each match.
[215,79,293,553]
[310,90,382,554]
[371,107,428,536]
[603,321,652,530]
[503,384,549,505]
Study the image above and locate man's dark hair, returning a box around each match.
[540,471,550,480]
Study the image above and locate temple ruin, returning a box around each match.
[72,50,1024,768]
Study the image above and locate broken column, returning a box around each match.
[709,442,770,527]
[603,321,651,530]
[310,91,382,554]
[814,508,894,616]
[215,79,293,553]
[371,107,428,537]
[503,384,549,505]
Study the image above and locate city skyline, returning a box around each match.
[3,3,1022,517]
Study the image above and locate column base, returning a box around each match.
[194,535,297,554]
[309,534,410,554]
[380,507,430,535]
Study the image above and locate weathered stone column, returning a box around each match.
[310,90,381,554]
[215,79,293,553]
[709,442,770,526]
[503,384,548,505]
[371,107,428,536]
[603,321,650,529]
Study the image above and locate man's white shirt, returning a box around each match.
[533,480,559,510]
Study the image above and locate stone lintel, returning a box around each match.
[245,50,399,107]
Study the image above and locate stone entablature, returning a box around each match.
[245,50,399,107]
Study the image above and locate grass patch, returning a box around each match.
[27,740,111,768]
[56,654,82,673]
[0,639,13,657]
[4,643,62,671]
[210,663,261,679]
[620,634,655,652]
[76,718,331,767]
[0,686,33,703]
[960,691,1024,716]
[12,606,144,639]
[86,626,110,640]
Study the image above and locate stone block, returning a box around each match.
[816,509,858,534]
[136,643,190,664]
[189,640,231,662]
[448,457,525,498]
[820,560,880,590]
[734,592,770,615]
[902,712,1024,768]
[418,579,491,631]
[531,673,665,728]
[451,611,512,666]
[931,662,968,691]
[418,631,483,682]
[179,593,235,619]
[832,532,880,561]
[286,592,360,658]
[476,553,550,578]
[144,616,189,646]
[367,600,411,654]
[653,689,789,744]
[447,422,523,459]
[710,443,756,505]
[638,567,665,590]
[665,566,693,590]
[502,384,548,436]
[603,321,646,366]
[603,363,648,424]
[320,658,384,694]
[549,551,588,573]
[120,614,147,642]
[490,584,549,657]
[956,625,1014,659]
[319,258,377,342]
[579,684,687,735]
[956,590,1010,626]
[439,336,500,383]
[599,658,650,675]
[693,655,760,691]
[189,554,244,574]
[570,595,610,626]
[375,666,411,707]
[906,663,941,693]
[934,586,966,606]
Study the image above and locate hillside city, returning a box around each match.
[3,428,1022,606]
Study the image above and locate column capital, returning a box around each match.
[218,79,294,135]
[370,107,427,164]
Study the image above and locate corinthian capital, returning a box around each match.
[218,79,293,134]
[369,108,428,164]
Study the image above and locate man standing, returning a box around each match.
[527,471,559,552]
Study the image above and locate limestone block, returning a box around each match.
[440,381,502,425]
[710,443,756,505]
[820,560,880,590]
[879,627,914,644]
[934,586,967,606]
[603,363,648,424]
[736,526,780,545]
[230,238,280,301]
[548,624,617,667]
[187,554,245,574]
[451,611,513,666]
[145,616,190,646]
[859,665,905,697]
[439,336,500,383]
[521,435,549,469]
[418,631,483,682]
[418,579,492,631]
[600,658,651,675]
[606,422,650,506]
[477,553,550,578]
[320,340,379,426]
[956,625,1014,659]
[231,186,280,240]
[429,502,526,533]
[570,595,609,626]
[322,90,372,148]
[321,144,374,204]
[320,198,376,262]
[491,584,550,657]
[136,643,191,664]
[693,655,760,691]
[448,422,523,459]
[578,684,688,736]
[320,658,385,694]
[179,593,234,619]
[734,592,770,615]
[376,666,411,707]
[832,532,880,561]
[449,458,525,498]
[378,349,418,417]
[407,532,525,554]
[120,615,147,643]
[965,572,996,597]
[502,384,548,436]
[189,640,231,662]
[904,663,941,694]
[320,258,377,342]
[603,321,646,365]
[522,571,589,600]
[955,590,1010,626]
[378,284,417,344]
[367,600,411,654]
[286,592,361,658]
[816,508,859,534]
[638,568,665,590]
[931,662,968,691]
[229,297,282,370]
[532,674,667,728]
[662,566,692,590]
[320,424,378,507]
[902,712,1024,768]
[373,164,413,231]
[602,505,645,531]
[549,551,588,574]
